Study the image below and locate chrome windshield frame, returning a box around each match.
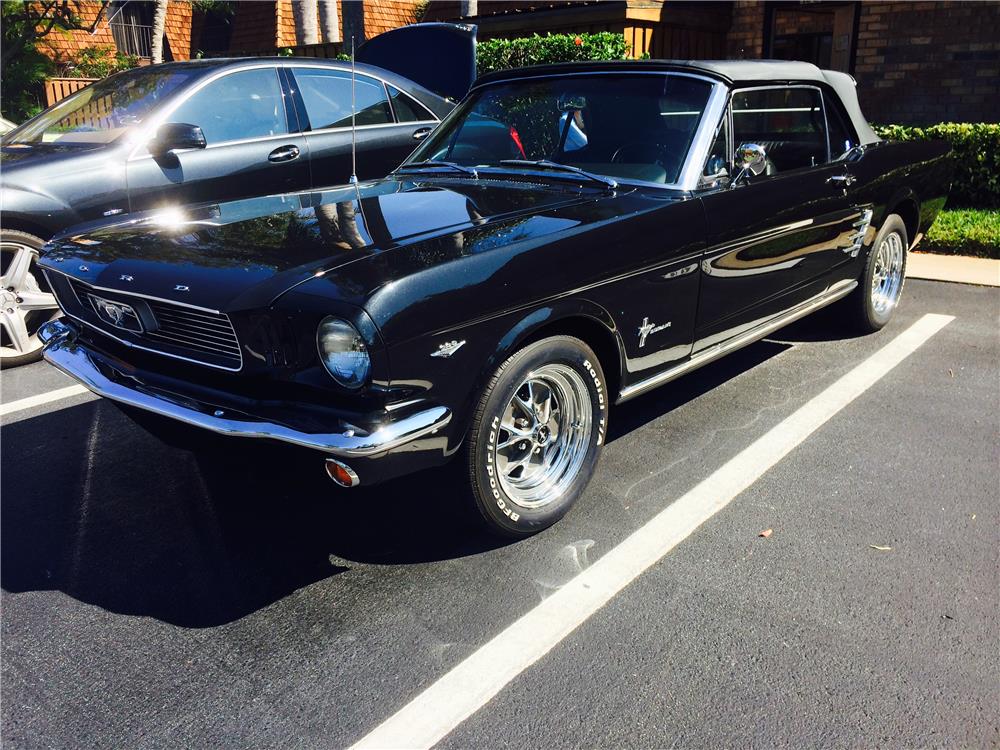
[401,70,731,192]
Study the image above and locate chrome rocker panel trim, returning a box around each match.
[39,320,451,458]
[617,279,858,403]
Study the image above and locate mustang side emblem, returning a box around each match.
[174,285,190,292]
[431,340,466,358]
[119,274,134,282]
[638,317,671,348]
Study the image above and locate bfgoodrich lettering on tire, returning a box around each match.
[465,335,607,538]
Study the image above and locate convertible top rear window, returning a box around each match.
[407,73,713,185]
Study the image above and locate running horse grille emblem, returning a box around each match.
[87,294,144,333]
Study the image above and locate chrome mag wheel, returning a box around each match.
[493,363,593,509]
[0,241,60,363]
[871,230,904,315]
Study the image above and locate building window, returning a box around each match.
[109,1,155,59]
[766,2,857,74]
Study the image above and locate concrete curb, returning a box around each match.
[907,252,1000,287]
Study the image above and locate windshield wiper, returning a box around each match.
[497,159,618,190]
[396,159,479,178]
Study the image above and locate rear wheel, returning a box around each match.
[1,230,60,368]
[846,213,908,333]
[465,336,608,538]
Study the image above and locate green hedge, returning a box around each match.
[477,32,629,76]
[873,123,1000,209]
[922,209,1000,259]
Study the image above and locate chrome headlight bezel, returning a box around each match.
[316,316,371,390]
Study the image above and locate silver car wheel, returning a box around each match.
[0,242,59,360]
[493,363,593,509]
[870,230,904,315]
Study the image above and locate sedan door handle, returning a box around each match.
[268,145,301,163]
[827,173,856,187]
[412,127,432,141]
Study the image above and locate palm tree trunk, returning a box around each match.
[150,0,168,64]
[341,0,365,47]
[319,0,340,43]
[293,0,320,45]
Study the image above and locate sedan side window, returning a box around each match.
[732,88,828,174]
[168,68,288,145]
[386,84,435,123]
[293,69,392,129]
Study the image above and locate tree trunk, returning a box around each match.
[341,0,365,48]
[460,0,478,17]
[319,0,340,43]
[150,0,168,64]
[293,0,320,46]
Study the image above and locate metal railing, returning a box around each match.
[110,21,153,59]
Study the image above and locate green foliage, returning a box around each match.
[64,46,139,78]
[477,32,629,75]
[0,42,53,122]
[923,209,1000,259]
[873,123,1000,209]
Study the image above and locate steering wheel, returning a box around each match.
[611,142,669,164]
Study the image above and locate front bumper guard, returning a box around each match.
[39,320,451,458]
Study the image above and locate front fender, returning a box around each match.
[0,185,77,238]
[384,298,623,450]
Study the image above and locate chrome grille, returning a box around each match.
[67,279,242,370]
[144,302,242,364]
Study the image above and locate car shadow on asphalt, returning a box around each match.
[0,313,855,628]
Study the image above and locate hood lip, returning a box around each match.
[39,263,229,315]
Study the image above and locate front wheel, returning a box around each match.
[846,213,908,333]
[465,336,608,538]
[1,230,60,368]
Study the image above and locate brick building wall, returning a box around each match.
[229,1,419,52]
[163,2,192,61]
[725,1,764,59]
[36,1,116,65]
[852,1,1000,125]
[36,1,192,64]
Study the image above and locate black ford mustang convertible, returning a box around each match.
[38,60,952,537]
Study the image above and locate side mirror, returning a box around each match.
[148,122,206,158]
[735,142,768,178]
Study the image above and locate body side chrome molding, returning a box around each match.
[616,279,857,403]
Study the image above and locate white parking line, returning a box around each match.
[0,384,91,418]
[350,312,954,750]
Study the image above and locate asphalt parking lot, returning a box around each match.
[2,278,997,749]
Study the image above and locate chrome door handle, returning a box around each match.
[827,173,855,187]
[268,145,301,163]
[412,127,432,141]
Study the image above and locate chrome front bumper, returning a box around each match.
[39,320,451,458]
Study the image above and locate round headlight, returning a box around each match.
[316,317,371,389]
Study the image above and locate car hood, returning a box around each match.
[39,177,624,312]
[0,142,109,173]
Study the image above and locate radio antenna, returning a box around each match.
[349,35,358,185]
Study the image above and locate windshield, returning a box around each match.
[5,67,195,147]
[406,73,713,185]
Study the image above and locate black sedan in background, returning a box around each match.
[0,23,474,366]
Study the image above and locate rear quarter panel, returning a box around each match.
[849,139,954,240]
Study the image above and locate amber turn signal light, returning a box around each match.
[325,458,360,488]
